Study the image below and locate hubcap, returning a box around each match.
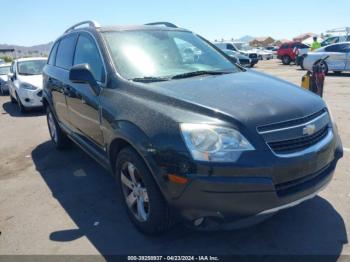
[47,112,58,143]
[121,162,149,222]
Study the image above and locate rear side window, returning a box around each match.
[56,34,77,70]
[48,41,59,65]
[280,44,289,49]
[325,44,347,52]
[73,34,105,83]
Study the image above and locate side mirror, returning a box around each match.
[8,72,15,81]
[69,64,99,95]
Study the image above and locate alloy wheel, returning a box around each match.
[121,162,150,222]
[47,111,58,143]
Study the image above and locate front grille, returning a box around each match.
[249,54,257,59]
[257,109,331,155]
[240,59,250,64]
[268,126,329,154]
[257,108,327,133]
[37,90,43,97]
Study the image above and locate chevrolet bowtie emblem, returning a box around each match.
[303,124,317,136]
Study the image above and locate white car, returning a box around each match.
[8,57,47,112]
[0,63,11,95]
[303,42,350,75]
[251,48,274,60]
[214,41,259,67]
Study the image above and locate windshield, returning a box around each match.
[103,30,239,80]
[17,60,46,75]
[0,66,11,75]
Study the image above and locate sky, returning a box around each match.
[0,0,349,46]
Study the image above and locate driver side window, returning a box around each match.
[73,34,105,83]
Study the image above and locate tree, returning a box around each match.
[0,56,13,63]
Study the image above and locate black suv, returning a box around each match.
[43,21,343,234]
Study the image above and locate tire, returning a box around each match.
[319,61,329,75]
[334,71,342,75]
[116,147,173,235]
[10,92,16,103]
[46,106,71,150]
[16,93,27,113]
[282,55,291,65]
[300,56,305,70]
[258,55,263,60]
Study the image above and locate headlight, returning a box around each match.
[21,83,37,90]
[180,123,254,162]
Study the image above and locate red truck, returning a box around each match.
[277,41,310,65]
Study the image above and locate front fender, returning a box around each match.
[106,120,176,201]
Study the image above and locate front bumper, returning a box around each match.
[168,130,343,228]
[17,88,43,108]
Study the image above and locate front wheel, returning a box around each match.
[46,106,71,149]
[16,93,27,113]
[116,147,173,235]
[318,61,329,75]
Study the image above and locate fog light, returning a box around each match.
[193,217,204,227]
[24,98,30,102]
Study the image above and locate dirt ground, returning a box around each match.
[0,59,349,257]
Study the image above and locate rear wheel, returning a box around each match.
[116,147,173,235]
[282,55,291,65]
[46,106,71,149]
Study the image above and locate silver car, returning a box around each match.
[303,42,350,74]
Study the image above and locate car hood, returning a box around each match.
[0,75,7,82]
[18,74,43,89]
[149,70,325,127]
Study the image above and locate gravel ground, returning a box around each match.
[0,59,349,257]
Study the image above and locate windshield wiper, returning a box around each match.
[171,70,231,79]
[130,76,170,83]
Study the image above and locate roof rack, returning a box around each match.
[65,20,101,33]
[326,27,350,36]
[144,22,178,28]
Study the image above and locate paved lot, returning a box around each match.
[0,60,349,256]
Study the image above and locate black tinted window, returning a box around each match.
[325,44,347,52]
[227,44,235,51]
[56,34,77,69]
[299,43,309,49]
[281,44,289,49]
[73,34,105,82]
[48,41,59,65]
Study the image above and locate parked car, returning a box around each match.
[0,63,11,95]
[303,42,350,74]
[222,49,251,67]
[8,57,47,112]
[214,41,259,67]
[43,21,343,235]
[252,47,274,60]
[277,41,309,65]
